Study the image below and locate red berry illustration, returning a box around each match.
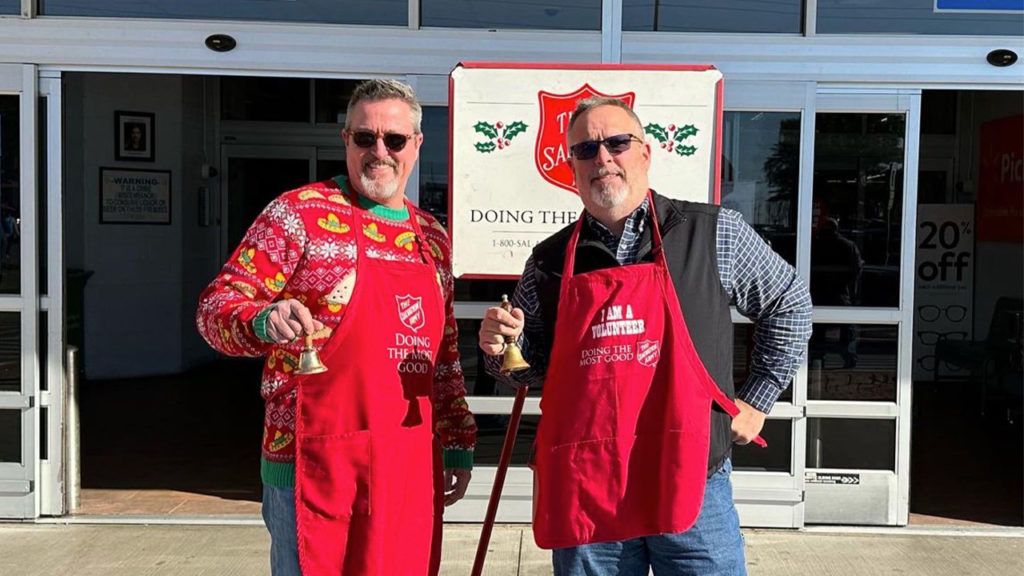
[669,124,676,131]
[504,139,510,146]
[661,143,667,149]
[496,122,503,129]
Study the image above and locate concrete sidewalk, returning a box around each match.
[0,521,1021,575]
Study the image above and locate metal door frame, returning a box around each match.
[804,88,921,526]
[0,64,45,519]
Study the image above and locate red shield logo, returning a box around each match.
[535,84,636,194]
[396,295,425,332]
[637,339,661,367]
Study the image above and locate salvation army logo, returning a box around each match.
[637,339,661,367]
[396,295,425,332]
[535,84,636,194]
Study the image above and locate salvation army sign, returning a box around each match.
[536,84,636,194]
[449,63,723,278]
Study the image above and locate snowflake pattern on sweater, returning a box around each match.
[196,177,476,482]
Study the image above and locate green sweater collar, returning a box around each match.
[333,175,410,221]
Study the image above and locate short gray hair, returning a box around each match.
[345,79,423,134]
[568,97,643,134]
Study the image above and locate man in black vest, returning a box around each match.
[480,97,812,575]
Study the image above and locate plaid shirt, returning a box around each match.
[487,197,813,414]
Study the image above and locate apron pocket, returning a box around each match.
[299,430,372,519]
[543,438,622,538]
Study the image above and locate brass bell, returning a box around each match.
[499,294,530,373]
[295,334,327,375]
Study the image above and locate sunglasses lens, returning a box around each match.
[570,141,600,160]
[605,135,634,154]
[352,131,376,148]
[570,135,636,160]
[383,133,409,152]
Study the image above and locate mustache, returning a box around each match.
[590,167,622,180]
[364,157,398,169]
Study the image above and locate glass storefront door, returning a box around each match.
[804,90,921,525]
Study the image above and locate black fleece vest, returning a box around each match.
[531,192,734,476]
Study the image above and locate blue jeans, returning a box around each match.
[552,459,747,576]
[262,485,303,576]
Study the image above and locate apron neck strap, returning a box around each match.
[561,190,666,281]
[347,194,436,267]
[404,201,436,265]
[645,191,666,266]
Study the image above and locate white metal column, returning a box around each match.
[40,71,65,516]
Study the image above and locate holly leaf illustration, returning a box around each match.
[644,123,669,143]
[674,124,699,142]
[474,122,498,139]
[675,145,697,157]
[503,121,528,140]
[475,141,496,153]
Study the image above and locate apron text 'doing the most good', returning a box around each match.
[533,193,762,549]
[294,201,445,575]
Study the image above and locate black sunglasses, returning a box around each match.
[569,134,644,160]
[349,130,415,152]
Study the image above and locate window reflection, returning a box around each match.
[812,113,905,308]
[722,112,800,265]
[0,95,20,295]
[42,0,406,25]
[221,77,310,123]
[817,0,1022,36]
[0,410,19,463]
[419,107,449,227]
[808,324,898,402]
[732,419,792,472]
[807,418,896,471]
[421,0,602,30]
[623,0,802,33]
[0,312,20,393]
[315,80,360,125]
[0,1,15,16]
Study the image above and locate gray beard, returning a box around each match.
[589,181,629,209]
[359,172,401,204]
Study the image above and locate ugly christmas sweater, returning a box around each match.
[196,176,476,488]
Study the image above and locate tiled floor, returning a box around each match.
[77,359,265,517]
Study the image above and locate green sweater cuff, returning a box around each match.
[261,458,295,488]
[252,304,277,343]
[443,449,474,470]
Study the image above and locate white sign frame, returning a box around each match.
[449,62,723,279]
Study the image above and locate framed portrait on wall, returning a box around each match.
[114,110,155,162]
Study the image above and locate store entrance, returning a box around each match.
[910,89,1023,526]
[67,72,354,516]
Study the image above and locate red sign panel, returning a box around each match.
[977,114,1024,243]
[535,84,636,194]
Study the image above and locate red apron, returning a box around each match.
[533,193,763,549]
[294,201,445,575]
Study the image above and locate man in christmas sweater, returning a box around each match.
[197,79,476,576]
